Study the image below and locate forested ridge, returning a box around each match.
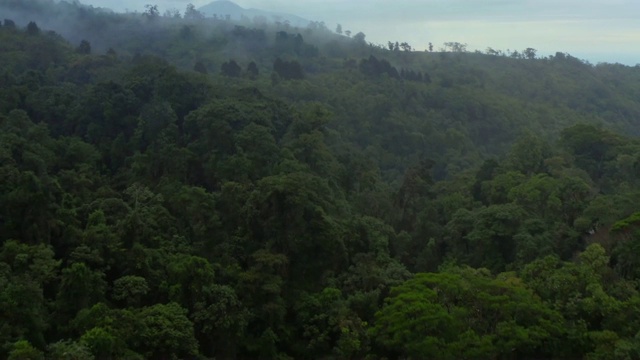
[3,1,640,359]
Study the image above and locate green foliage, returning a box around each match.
[111,275,149,306]
[8,340,44,360]
[136,303,199,359]
[48,340,94,360]
[2,2,640,358]
[372,269,564,358]
[293,287,369,358]
[273,58,304,79]
[79,327,118,359]
[56,262,106,321]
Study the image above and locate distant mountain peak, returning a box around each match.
[207,0,243,10]
[198,0,310,27]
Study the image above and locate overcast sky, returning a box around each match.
[80,0,640,65]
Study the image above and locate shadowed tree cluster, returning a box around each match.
[273,57,304,79]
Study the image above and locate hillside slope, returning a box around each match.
[2,1,640,359]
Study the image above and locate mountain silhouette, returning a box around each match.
[198,0,311,27]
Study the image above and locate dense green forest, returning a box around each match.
[3,0,640,358]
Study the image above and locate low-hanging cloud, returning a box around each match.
[57,0,640,64]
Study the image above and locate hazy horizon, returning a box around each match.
[75,0,640,65]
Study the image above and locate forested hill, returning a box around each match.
[3,1,640,359]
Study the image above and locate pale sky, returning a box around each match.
[79,0,640,65]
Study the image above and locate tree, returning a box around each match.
[112,275,149,307]
[244,171,347,282]
[143,4,159,21]
[486,47,499,55]
[179,25,192,39]
[136,303,199,359]
[508,174,562,219]
[68,304,139,356]
[56,263,106,320]
[293,287,369,358]
[395,158,434,231]
[359,55,399,78]
[524,47,537,59]
[372,270,564,359]
[507,132,550,175]
[237,250,288,357]
[353,32,366,44]
[459,203,526,271]
[163,8,181,18]
[611,213,640,279]
[273,58,304,80]
[26,21,40,35]
[444,42,467,52]
[0,240,59,350]
[521,247,620,341]
[246,61,259,79]
[221,60,241,77]
[560,124,621,181]
[335,24,343,35]
[184,3,204,20]
[8,340,44,360]
[48,340,95,359]
[165,254,215,311]
[80,327,119,359]
[76,40,91,55]
[4,3,640,358]
[4,19,16,29]
[192,285,250,358]
[193,61,207,74]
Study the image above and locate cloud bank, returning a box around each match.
[74,0,640,64]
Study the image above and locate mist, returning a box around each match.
[74,0,640,65]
